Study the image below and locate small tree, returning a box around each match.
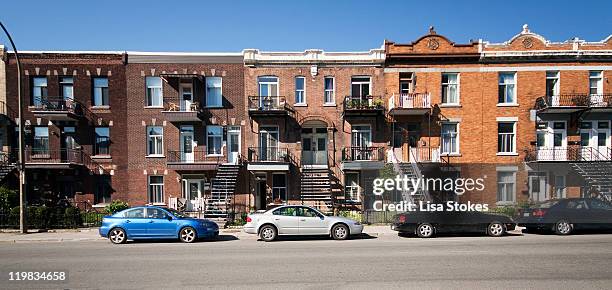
[104,200,129,215]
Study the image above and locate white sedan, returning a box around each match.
[244,205,364,241]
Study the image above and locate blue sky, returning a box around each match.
[1,0,610,52]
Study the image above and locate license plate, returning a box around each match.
[523,212,530,217]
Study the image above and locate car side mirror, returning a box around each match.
[167,215,173,221]
[319,215,325,220]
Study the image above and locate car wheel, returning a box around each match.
[416,223,434,238]
[108,228,127,244]
[259,225,277,242]
[554,220,573,235]
[179,227,197,243]
[487,222,505,237]
[331,224,349,240]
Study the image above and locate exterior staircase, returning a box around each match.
[300,168,333,213]
[396,162,430,203]
[206,164,241,218]
[571,161,612,201]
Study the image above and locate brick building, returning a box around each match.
[243,48,386,212]
[384,25,612,206]
[124,52,247,217]
[3,51,128,208]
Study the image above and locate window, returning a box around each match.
[93,77,109,106]
[324,77,335,104]
[258,76,278,97]
[497,122,516,154]
[123,208,145,218]
[33,127,49,155]
[206,126,223,155]
[148,176,164,204]
[94,175,111,204]
[554,175,566,199]
[498,72,516,104]
[95,127,110,156]
[273,206,297,216]
[146,77,163,107]
[546,71,559,97]
[351,125,371,160]
[147,126,164,156]
[272,174,287,202]
[32,77,48,106]
[147,208,168,219]
[60,77,74,100]
[589,71,603,95]
[497,171,516,203]
[295,76,305,104]
[345,172,360,202]
[399,72,413,95]
[441,123,459,154]
[206,77,222,107]
[298,207,321,218]
[351,76,371,98]
[589,199,612,210]
[441,73,459,104]
[536,131,546,147]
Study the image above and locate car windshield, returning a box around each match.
[165,208,189,219]
[533,200,559,209]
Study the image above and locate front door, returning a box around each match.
[180,126,195,162]
[596,121,610,160]
[227,126,240,164]
[179,83,193,111]
[183,178,203,211]
[61,126,78,162]
[551,122,567,161]
[528,174,547,202]
[302,127,327,166]
[255,177,267,210]
[259,127,279,161]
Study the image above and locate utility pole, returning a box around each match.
[0,21,27,234]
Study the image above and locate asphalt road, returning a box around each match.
[1,232,612,289]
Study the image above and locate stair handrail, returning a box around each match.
[408,147,431,202]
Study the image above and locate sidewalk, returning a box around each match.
[0,225,397,243]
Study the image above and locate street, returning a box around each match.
[1,231,612,289]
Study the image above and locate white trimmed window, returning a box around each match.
[497,122,516,154]
[93,77,109,106]
[498,72,516,104]
[324,77,335,104]
[546,71,559,97]
[146,77,163,107]
[272,173,287,203]
[32,77,48,106]
[441,73,459,104]
[497,171,516,203]
[295,76,305,104]
[441,123,459,154]
[589,71,603,95]
[345,172,360,202]
[206,77,222,107]
[148,176,164,204]
[147,126,164,156]
[207,125,223,155]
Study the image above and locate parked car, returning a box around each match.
[517,198,612,235]
[99,206,219,244]
[391,209,516,238]
[243,205,363,241]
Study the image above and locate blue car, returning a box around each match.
[99,206,219,244]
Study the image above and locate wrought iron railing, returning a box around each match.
[343,96,385,111]
[162,97,201,112]
[536,94,612,109]
[247,147,289,162]
[248,96,288,111]
[166,149,226,163]
[341,146,384,161]
[524,145,612,162]
[22,148,101,171]
[31,96,82,114]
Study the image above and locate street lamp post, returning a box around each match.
[0,21,27,234]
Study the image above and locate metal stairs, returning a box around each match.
[300,167,333,213]
[206,164,240,218]
[571,161,612,201]
[396,162,430,203]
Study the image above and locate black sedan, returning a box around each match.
[391,209,515,238]
[517,198,612,235]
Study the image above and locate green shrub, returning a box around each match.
[0,187,18,212]
[338,210,363,223]
[64,207,81,228]
[104,200,129,214]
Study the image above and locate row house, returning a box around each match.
[243,48,386,212]
[3,51,128,208]
[384,25,612,206]
[124,52,247,217]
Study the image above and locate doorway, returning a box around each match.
[179,83,194,111]
[528,173,547,202]
[255,175,267,210]
[61,126,78,162]
[301,126,328,166]
[182,176,204,211]
[227,126,241,164]
[180,126,195,162]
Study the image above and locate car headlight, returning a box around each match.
[354,221,362,226]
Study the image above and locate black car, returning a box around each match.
[391,210,516,238]
[517,198,612,235]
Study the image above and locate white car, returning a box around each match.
[244,205,364,241]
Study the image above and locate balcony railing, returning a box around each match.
[525,145,612,162]
[166,149,225,164]
[248,96,288,112]
[32,96,81,113]
[536,94,612,110]
[343,96,385,112]
[22,148,100,171]
[388,93,431,115]
[162,97,201,112]
[341,146,384,162]
[248,147,289,162]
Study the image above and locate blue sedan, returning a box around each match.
[99,206,219,244]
